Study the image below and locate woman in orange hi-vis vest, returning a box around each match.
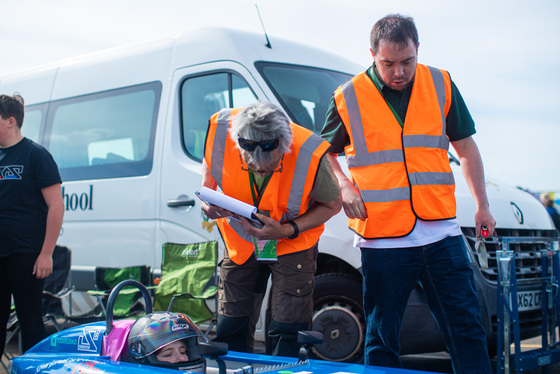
[320,14,495,374]
[200,102,341,357]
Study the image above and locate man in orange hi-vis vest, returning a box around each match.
[321,14,495,373]
[201,101,341,357]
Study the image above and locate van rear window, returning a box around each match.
[44,82,161,181]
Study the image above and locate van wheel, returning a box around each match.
[311,273,365,363]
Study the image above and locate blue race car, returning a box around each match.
[8,280,438,374]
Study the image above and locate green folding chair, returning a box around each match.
[88,265,152,318]
[154,241,219,333]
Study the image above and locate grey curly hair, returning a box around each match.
[229,101,292,167]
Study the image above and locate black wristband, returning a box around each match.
[286,220,299,240]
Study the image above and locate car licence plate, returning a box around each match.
[517,290,542,311]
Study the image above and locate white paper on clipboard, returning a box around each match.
[197,187,263,227]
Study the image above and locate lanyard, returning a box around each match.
[371,70,405,128]
[249,172,271,208]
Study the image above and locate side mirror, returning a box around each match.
[199,341,229,358]
[199,341,229,374]
[297,331,323,362]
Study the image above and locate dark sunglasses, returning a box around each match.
[238,137,280,152]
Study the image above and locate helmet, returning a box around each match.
[125,312,208,372]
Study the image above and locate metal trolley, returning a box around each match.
[497,236,560,373]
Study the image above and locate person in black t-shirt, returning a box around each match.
[0,93,64,354]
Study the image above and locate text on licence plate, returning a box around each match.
[517,290,542,312]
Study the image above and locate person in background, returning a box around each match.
[320,14,494,373]
[0,93,64,354]
[201,101,341,357]
[540,193,560,230]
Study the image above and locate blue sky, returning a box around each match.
[1,0,559,191]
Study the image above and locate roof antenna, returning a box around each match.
[255,4,271,48]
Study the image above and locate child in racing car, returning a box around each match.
[124,311,206,372]
[155,339,190,363]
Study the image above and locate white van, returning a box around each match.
[0,27,555,362]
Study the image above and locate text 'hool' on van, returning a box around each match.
[0,27,556,363]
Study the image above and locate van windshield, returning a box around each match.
[255,62,353,134]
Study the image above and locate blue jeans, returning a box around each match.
[361,235,492,373]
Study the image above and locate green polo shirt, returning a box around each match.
[320,64,476,154]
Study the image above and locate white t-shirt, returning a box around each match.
[355,218,463,249]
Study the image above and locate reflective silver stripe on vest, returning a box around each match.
[228,218,255,242]
[340,80,367,168]
[428,66,446,134]
[210,109,233,187]
[341,81,405,168]
[284,134,326,220]
[361,187,410,202]
[349,149,404,167]
[406,67,453,186]
[211,109,253,243]
[401,67,449,151]
[409,172,454,186]
[402,134,448,150]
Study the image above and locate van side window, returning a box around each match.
[44,82,161,181]
[21,105,46,143]
[180,72,257,160]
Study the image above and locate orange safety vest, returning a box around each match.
[334,64,456,239]
[204,108,330,265]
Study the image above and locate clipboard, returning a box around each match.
[196,187,264,228]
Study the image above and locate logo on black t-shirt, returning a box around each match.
[0,165,24,180]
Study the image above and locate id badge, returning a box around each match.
[254,238,277,261]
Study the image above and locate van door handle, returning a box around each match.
[167,196,196,208]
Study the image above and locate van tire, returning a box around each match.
[312,273,365,363]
